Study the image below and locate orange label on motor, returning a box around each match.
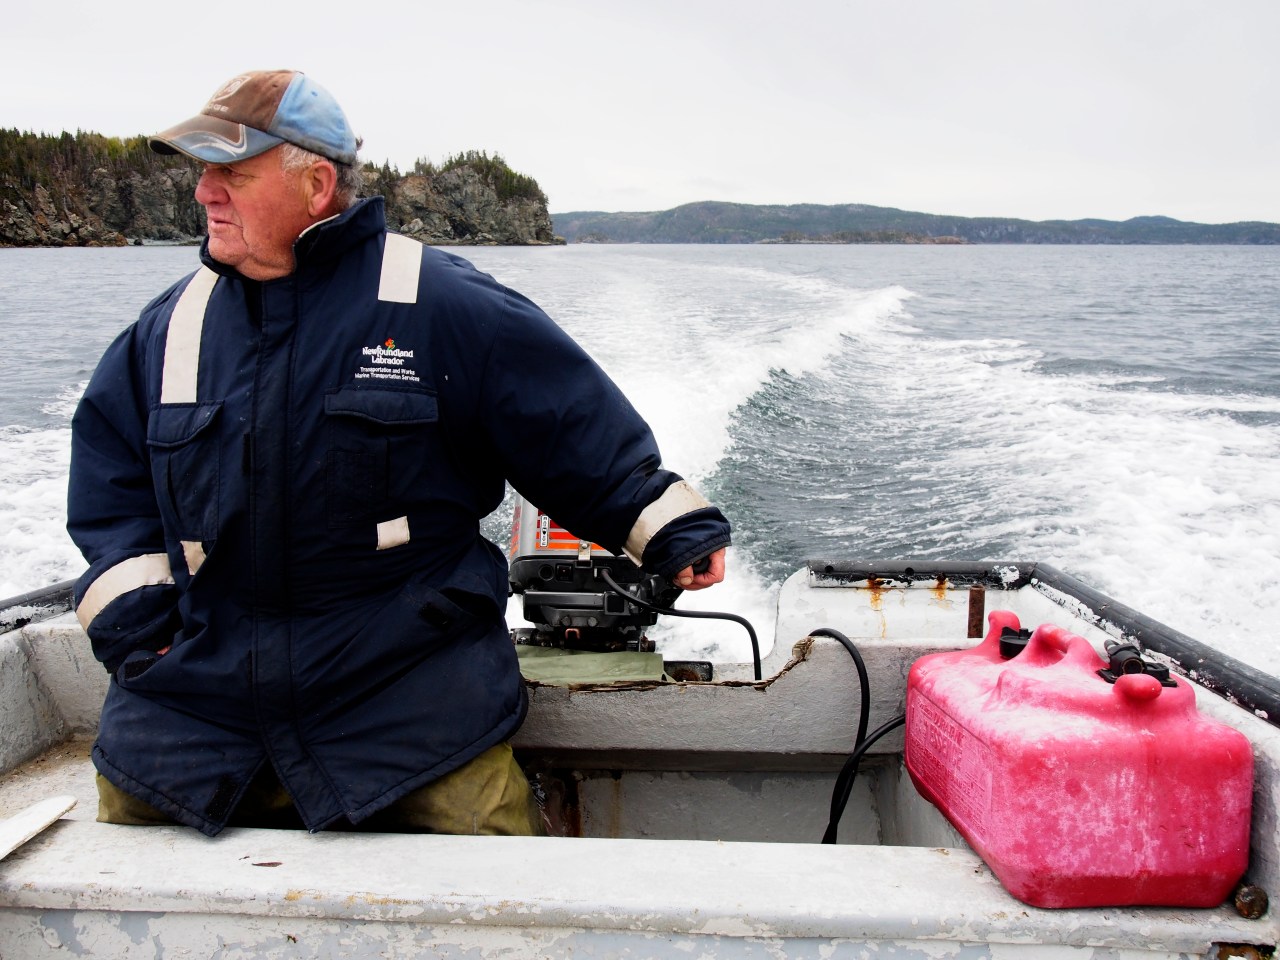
[536,513,605,553]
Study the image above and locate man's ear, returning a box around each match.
[303,160,339,217]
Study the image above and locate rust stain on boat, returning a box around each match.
[863,577,885,611]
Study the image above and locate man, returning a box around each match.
[67,70,730,837]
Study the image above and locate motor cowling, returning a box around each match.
[507,495,681,651]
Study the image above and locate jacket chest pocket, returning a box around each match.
[147,402,223,542]
[324,387,440,527]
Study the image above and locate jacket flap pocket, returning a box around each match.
[324,387,438,425]
[147,402,222,448]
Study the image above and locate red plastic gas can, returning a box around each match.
[904,611,1253,908]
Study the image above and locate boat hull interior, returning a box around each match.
[1,562,1277,958]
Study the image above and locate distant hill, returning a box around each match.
[551,201,1280,244]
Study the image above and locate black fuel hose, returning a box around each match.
[598,569,762,681]
[809,627,871,758]
[822,714,906,844]
[808,626,904,845]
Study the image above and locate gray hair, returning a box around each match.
[279,142,363,211]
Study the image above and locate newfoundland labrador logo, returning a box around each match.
[363,342,414,365]
[355,339,420,383]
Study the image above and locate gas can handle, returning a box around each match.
[982,610,1024,659]
[1018,623,1072,666]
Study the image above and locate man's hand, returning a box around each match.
[674,547,726,590]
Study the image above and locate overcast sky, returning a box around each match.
[5,0,1276,223]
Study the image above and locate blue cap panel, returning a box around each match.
[271,74,358,165]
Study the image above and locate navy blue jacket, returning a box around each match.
[67,198,730,835]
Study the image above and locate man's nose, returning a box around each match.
[194,169,225,205]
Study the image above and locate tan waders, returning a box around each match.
[97,742,545,836]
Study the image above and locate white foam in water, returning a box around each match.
[821,299,1280,676]
[41,384,86,423]
[511,249,913,484]
[0,424,84,599]
[0,384,95,598]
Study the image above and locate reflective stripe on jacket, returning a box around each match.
[67,198,731,835]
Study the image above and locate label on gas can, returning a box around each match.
[907,695,993,835]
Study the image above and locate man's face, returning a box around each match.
[195,147,317,280]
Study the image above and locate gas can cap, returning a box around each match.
[1098,640,1177,688]
[999,626,1032,659]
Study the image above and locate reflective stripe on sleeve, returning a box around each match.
[181,540,206,576]
[622,481,712,566]
[378,234,422,303]
[76,553,176,632]
[160,267,218,404]
[376,516,411,550]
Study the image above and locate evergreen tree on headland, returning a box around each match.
[0,128,186,193]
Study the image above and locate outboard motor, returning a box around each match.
[507,495,681,652]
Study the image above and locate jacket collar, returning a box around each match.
[199,196,388,281]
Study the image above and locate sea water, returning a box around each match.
[2,243,1277,675]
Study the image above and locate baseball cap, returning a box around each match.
[150,70,358,165]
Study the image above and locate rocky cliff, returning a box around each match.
[370,164,558,246]
[0,165,203,246]
[0,131,560,247]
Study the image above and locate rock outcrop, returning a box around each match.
[378,165,558,245]
[87,166,204,241]
[1,178,127,246]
